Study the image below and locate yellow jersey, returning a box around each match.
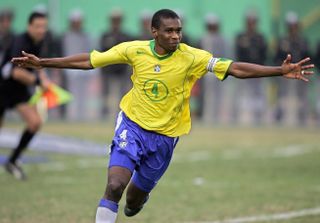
[90,40,232,137]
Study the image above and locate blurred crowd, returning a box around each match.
[1,6,319,126]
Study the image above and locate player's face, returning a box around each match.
[153,17,182,53]
[28,17,48,43]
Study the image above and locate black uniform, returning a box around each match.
[0,29,15,66]
[235,31,267,123]
[0,32,43,114]
[99,31,131,79]
[99,30,132,116]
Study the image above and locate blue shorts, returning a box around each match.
[108,111,179,192]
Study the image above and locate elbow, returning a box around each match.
[234,72,248,79]
[69,61,93,70]
[228,62,250,79]
[228,64,245,78]
[82,61,94,70]
[83,66,93,70]
[86,64,94,70]
[229,70,245,79]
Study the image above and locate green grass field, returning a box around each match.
[1,122,320,223]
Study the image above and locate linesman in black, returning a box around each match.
[0,12,50,180]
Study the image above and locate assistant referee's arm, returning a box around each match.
[11,67,39,85]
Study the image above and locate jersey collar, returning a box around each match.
[150,40,174,60]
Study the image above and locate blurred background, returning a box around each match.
[1,1,320,223]
[1,0,320,126]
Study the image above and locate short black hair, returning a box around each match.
[28,12,47,24]
[151,9,180,29]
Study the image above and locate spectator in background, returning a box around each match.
[274,12,310,125]
[138,9,153,40]
[99,8,132,120]
[0,9,15,65]
[62,9,92,120]
[174,10,199,117]
[174,10,193,46]
[313,40,320,124]
[199,13,229,124]
[235,10,267,124]
[316,42,320,69]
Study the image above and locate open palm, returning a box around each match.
[281,54,314,82]
[11,51,42,69]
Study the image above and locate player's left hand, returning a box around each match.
[281,54,314,82]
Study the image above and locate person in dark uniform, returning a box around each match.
[316,42,320,69]
[314,42,320,123]
[235,10,267,124]
[273,12,311,125]
[137,10,153,40]
[99,9,132,119]
[0,12,50,180]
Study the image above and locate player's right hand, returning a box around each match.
[11,51,42,69]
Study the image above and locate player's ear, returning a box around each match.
[151,27,158,38]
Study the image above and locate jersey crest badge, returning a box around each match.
[154,64,161,72]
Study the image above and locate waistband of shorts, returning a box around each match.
[121,111,175,139]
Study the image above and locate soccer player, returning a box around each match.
[11,9,314,223]
[1,12,50,180]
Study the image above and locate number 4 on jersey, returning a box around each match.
[152,83,159,98]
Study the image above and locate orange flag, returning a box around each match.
[29,84,73,109]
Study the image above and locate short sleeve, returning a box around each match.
[90,42,131,68]
[207,57,233,81]
[189,49,212,79]
[189,48,232,80]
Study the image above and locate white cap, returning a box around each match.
[205,13,219,25]
[110,8,123,18]
[245,9,258,20]
[285,11,298,24]
[174,9,184,19]
[33,4,48,14]
[140,9,152,20]
[69,9,83,21]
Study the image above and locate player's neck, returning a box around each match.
[154,43,169,56]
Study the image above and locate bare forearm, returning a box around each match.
[229,62,283,79]
[12,67,37,85]
[39,53,93,70]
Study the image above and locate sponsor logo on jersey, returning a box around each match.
[136,50,144,55]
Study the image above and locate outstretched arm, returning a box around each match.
[11,51,93,70]
[228,54,314,82]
